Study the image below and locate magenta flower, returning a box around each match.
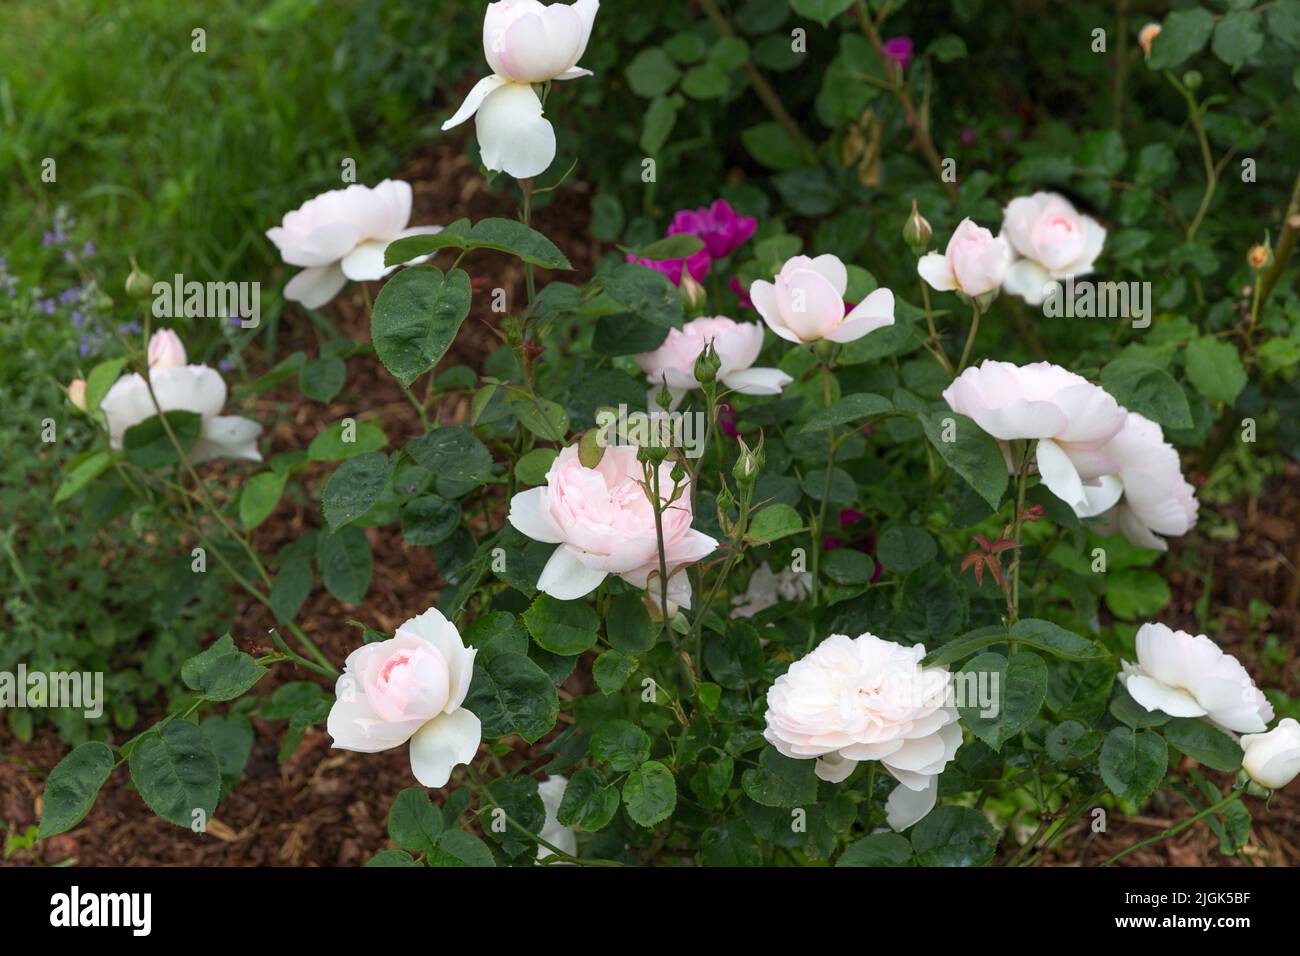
[729,276,754,310]
[626,247,711,287]
[668,199,757,260]
[882,37,914,72]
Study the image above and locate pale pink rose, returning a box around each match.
[942,360,1127,516]
[1092,411,1197,551]
[67,378,87,411]
[634,316,792,406]
[1242,719,1300,790]
[99,329,261,463]
[917,218,1012,297]
[730,563,811,619]
[443,0,599,179]
[507,444,718,606]
[1000,192,1106,305]
[147,328,187,369]
[1119,622,1273,734]
[763,632,962,831]
[328,607,481,788]
[266,179,441,309]
[750,254,894,345]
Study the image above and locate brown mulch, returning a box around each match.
[2,136,1298,866]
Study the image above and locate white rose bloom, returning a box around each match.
[1000,192,1106,306]
[442,0,600,179]
[536,775,578,860]
[1241,718,1300,790]
[266,179,441,309]
[763,633,962,831]
[99,329,262,463]
[1091,411,1198,551]
[1118,622,1274,734]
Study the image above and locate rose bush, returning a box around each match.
[27,0,1300,869]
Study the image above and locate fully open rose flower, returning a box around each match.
[1119,622,1273,734]
[507,443,718,606]
[536,775,578,860]
[442,0,599,178]
[667,199,757,259]
[750,254,895,345]
[328,607,480,788]
[1242,719,1300,790]
[99,329,261,462]
[943,360,1127,516]
[266,179,440,308]
[764,633,962,831]
[1000,192,1106,305]
[918,218,1012,297]
[635,316,792,406]
[1091,411,1198,550]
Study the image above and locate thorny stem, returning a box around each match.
[1165,71,1216,242]
[1100,789,1243,867]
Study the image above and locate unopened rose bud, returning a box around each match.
[1247,243,1271,271]
[902,199,932,254]
[680,272,707,315]
[1138,22,1160,59]
[124,257,153,299]
[147,328,187,369]
[670,459,687,483]
[1242,718,1300,790]
[693,340,721,386]
[732,433,764,485]
[1182,69,1202,92]
[637,442,669,464]
[68,378,87,411]
[655,376,673,411]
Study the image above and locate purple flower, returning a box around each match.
[882,36,914,72]
[961,127,977,148]
[71,311,84,327]
[728,276,754,310]
[625,247,711,287]
[218,359,234,373]
[82,240,96,257]
[667,199,757,260]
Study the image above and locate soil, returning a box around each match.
[1,137,1297,868]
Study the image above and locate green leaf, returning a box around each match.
[1184,336,1247,404]
[514,448,558,486]
[790,0,854,28]
[607,592,654,653]
[322,452,394,532]
[400,495,460,547]
[1212,10,1263,69]
[593,312,670,356]
[822,548,875,585]
[911,806,998,865]
[1100,358,1193,430]
[405,427,494,497]
[741,746,819,807]
[38,742,115,839]
[384,218,571,271]
[1164,718,1243,772]
[366,849,421,867]
[54,451,113,505]
[388,787,444,853]
[623,760,678,827]
[317,526,372,605]
[510,392,570,442]
[591,720,652,771]
[920,412,1007,510]
[640,94,682,154]
[1105,569,1172,619]
[636,234,705,261]
[958,651,1048,750]
[84,357,127,412]
[201,714,254,799]
[307,420,387,461]
[1100,726,1168,804]
[128,721,221,828]
[239,470,287,530]
[270,556,313,624]
[123,410,202,470]
[741,121,806,171]
[681,62,729,98]
[701,818,763,866]
[592,649,637,694]
[181,634,267,702]
[625,47,681,97]
[1045,720,1104,766]
[877,526,938,574]
[600,262,684,329]
[799,393,892,432]
[744,503,805,544]
[1147,7,1215,70]
[464,651,558,743]
[299,355,346,403]
[428,828,497,866]
[523,593,599,655]
[371,266,472,387]
[925,619,1104,667]
[837,832,914,866]
[1079,130,1129,178]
